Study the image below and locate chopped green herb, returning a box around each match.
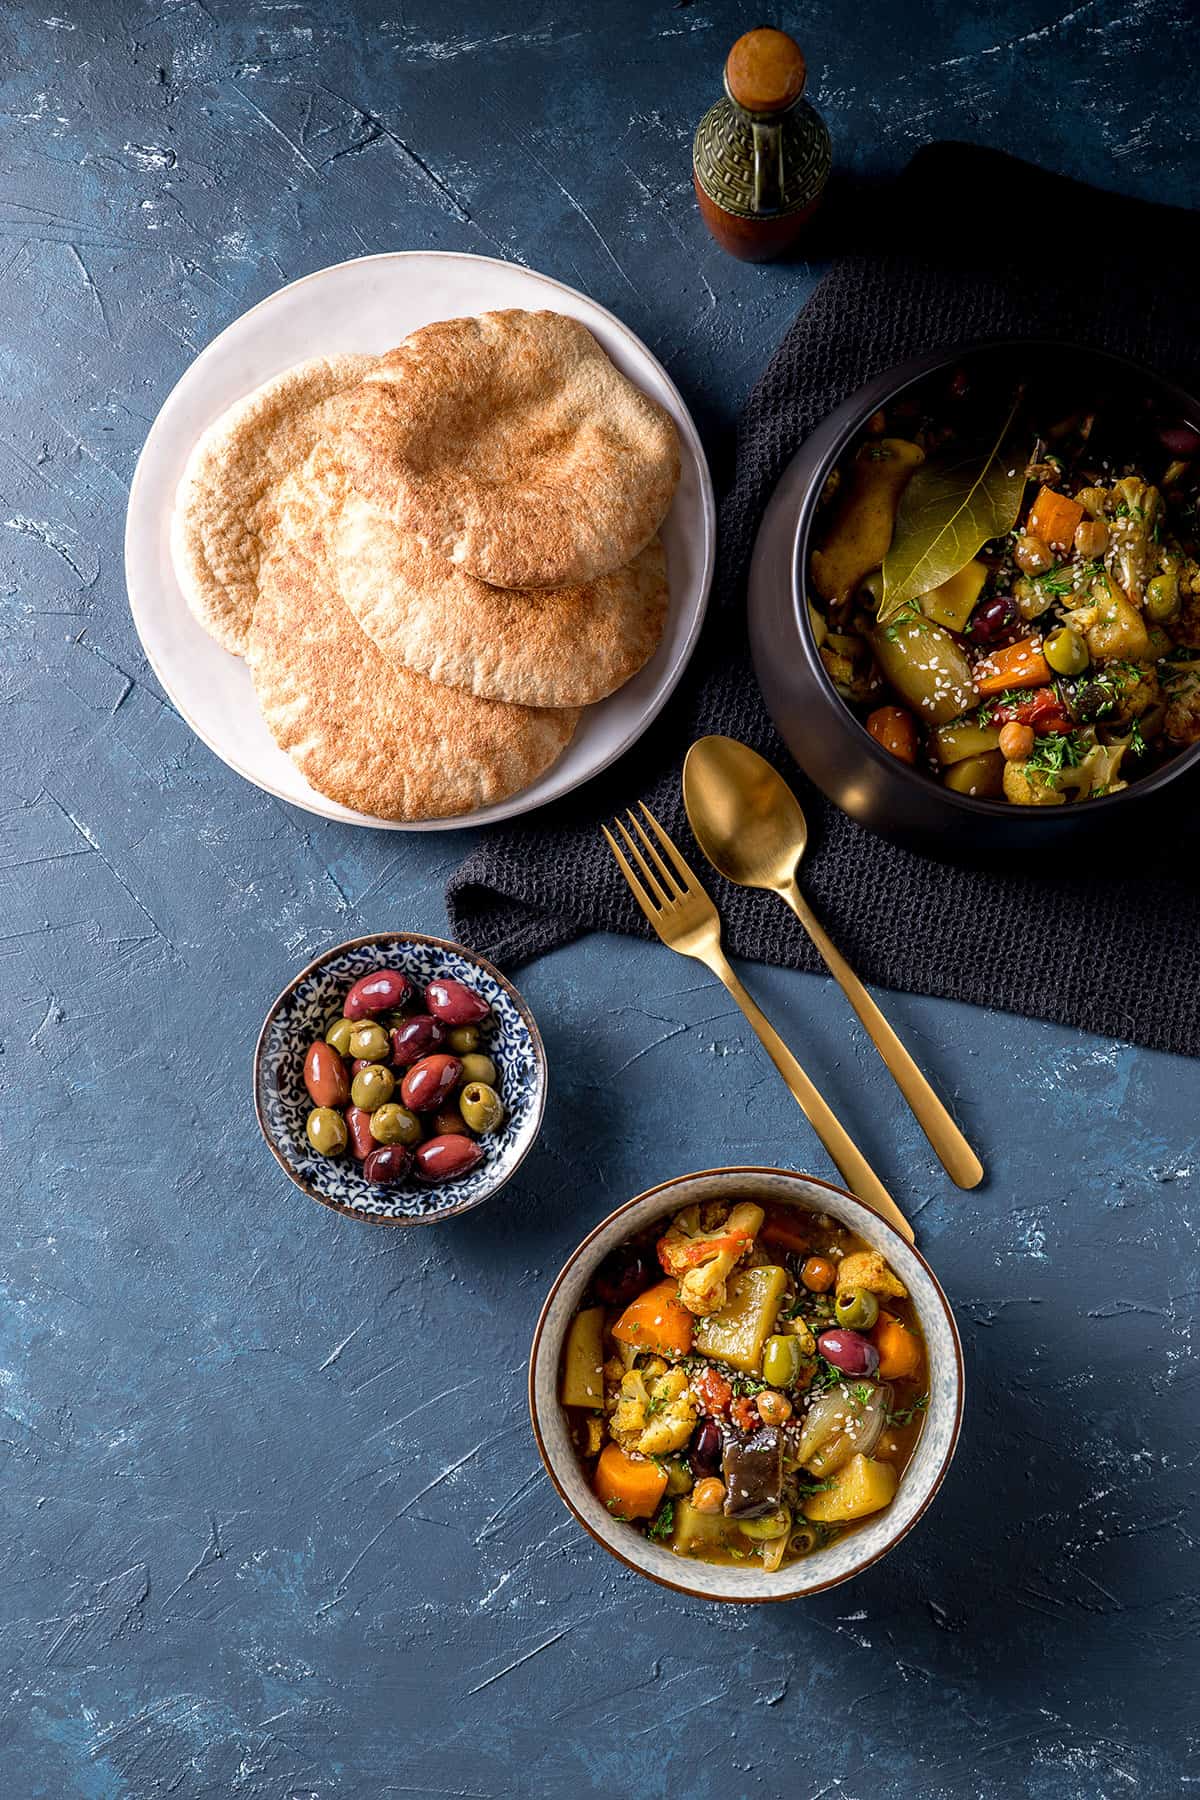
[647,1500,675,1541]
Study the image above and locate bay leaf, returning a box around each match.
[880,400,1027,621]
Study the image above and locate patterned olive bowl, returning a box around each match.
[530,1167,963,1603]
[254,932,546,1225]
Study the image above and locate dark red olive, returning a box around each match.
[344,1105,376,1161]
[414,1134,483,1181]
[363,1143,413,1185]
[391,1014,446,1067]
[1158,421,1200,457]
[304,1040,349,1108]
[594,1249,654,1308]
[817,1328,880,1377]
[970,595,1016,644]
[344,969,411,1020]
[689,1418,722,1479]
[400,1053,463,1112]
[425,977,490,1026]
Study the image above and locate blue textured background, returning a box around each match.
[2,2,1197,1795]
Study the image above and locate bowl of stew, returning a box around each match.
[748,338,1200,853]
[529,1166,962,1603]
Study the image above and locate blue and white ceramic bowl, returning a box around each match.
[530,1167,963,1603]
[255,933,546,1225]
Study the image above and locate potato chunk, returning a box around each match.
[692,1266,788,1375]
[560,1306,606,1407]
[802,1453,898,1522]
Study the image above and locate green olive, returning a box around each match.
[325,1017,355,1056]
[459,1081,504,1134]
[447,1024,482,1054]
[1145,570,1181,623]
[306,1106,348,1156]
[459,1052,498,1087]
[1043,625,1089,677]
[351,1064,394,1112]
[663,1458,693,1497]
[789,1523,819,1557]
[761,1333,803,1389]
[369,1102,422,1146]
[834,1287,880,1330]
[348,1021,390,1062]
[739,1506,791,1541]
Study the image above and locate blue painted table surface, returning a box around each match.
[2,3,1196,1795]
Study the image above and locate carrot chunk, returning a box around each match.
[1028,485,1084,550]
[611,1279,693,1358]
[871,1311,924,1381]
[975,636,1051,695]
[594,1443,668,1520]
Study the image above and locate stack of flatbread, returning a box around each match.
[170,310,680,820]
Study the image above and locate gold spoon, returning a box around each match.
[683,736,984,1191]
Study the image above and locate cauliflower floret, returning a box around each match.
[1164,671,1200,746]
[836,1250,908,1301]
[657,1201,765,1317]
[636,1368,700,1458]
[1002,760,1065,806]
[612,1366,699,1457]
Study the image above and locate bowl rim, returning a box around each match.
[528,1165,964,1604]
[793,333,1200,821]
[253,929,547,1227]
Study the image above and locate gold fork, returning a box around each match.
[602,804,913,1244]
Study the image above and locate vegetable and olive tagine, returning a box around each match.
[302,967,505,1187]
[809,370,1200,805]
[560,1201,927,1569]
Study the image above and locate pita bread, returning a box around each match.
[329,490,669,707]
[246,480,579,822]
[325,310,680,589]
[170,353,377,655]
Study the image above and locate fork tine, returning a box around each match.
[600,824,664,928]
[613,817,672,909]
[637,802,699,892]
[625,808,683,899]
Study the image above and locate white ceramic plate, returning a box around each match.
[125,251,715,831]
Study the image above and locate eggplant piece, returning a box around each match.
[721,1426,783,1519]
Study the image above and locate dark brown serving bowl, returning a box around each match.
[747,337,1200,855]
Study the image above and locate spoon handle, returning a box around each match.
[780,879,984,1191]
[702,946,915,1243]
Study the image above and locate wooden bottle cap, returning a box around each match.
[724,28,807,114]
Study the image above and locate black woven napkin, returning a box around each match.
[447,144,1200,1057]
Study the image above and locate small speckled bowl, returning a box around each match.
[254,932,546,1225]
[530,1167,963,1603]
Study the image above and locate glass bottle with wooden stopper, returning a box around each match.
[693,28,831,262]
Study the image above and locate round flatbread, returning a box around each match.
[246,482,579,822]
[170,353,377,655]
[325,310,680,589]
[329,489,669,707]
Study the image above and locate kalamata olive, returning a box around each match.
[363,1143,413,1185]
[1158,421,1200,457]
[304,1040,350,1109]
[344,1105,377,1160]
[594,1248,653,1307]
[817,1328,880,1377]
[425,977,490,1026]
[970,595,1016,644]
[344,969,412,1020]
[391,1015,446,1067]
[414,1134,484,1181]
[689,1417,722,1479]
[400,1053,463,1113]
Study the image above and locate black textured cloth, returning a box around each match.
[447,144,1200,1057]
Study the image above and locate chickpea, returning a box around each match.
[1073,518,1109,559]
[1014,533,1054,576]
[757,1391,793,1426]
[692,1477,726,1515]
[801,1255,836,1293]
[999,721,1035,761]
